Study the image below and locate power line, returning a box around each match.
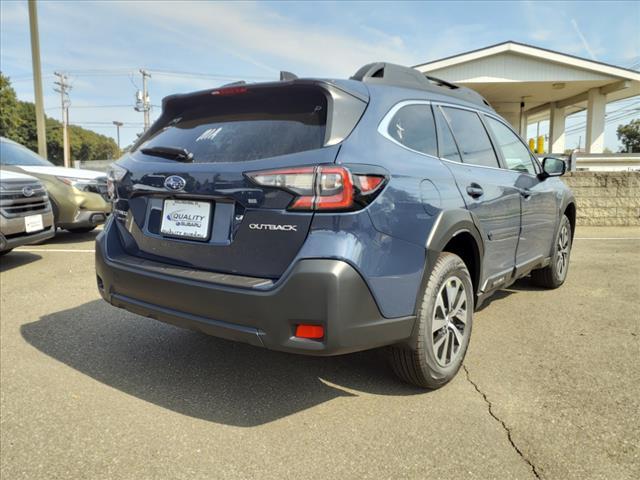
[148,68,272,81]
[45,104,134,110]
[565,112,638,133]
[565,111,639,135]
[10,67,275,81]
[69,124,144,131]
[71,121,143,126]
[128,72,141,91]
[565,107,640,129]
[560,100,640,132]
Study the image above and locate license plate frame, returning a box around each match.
[24,214,44,233]
[160,199,212,241]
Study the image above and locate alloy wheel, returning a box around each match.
[431,276,469,367]
[556,223,570,279]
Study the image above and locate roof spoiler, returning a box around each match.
[351,62,492,109]
[215,71,298,89]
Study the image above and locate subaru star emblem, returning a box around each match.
[164,175,186,191]
[22,186,34,197]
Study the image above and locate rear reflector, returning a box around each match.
[295,324,324,339]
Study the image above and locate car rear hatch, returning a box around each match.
[112,80,368,280]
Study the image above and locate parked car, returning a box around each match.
[0,137,110,233]
[0,169,55,255]
[96,63,575,388]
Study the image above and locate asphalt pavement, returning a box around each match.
[1,226,638,479]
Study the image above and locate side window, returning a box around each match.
[387,104,437,157]
[485,117,537,175]
[441,107,499,168]
[434,107,461,162]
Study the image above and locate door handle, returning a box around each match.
[518,188,532,199]
[466,184,484,198]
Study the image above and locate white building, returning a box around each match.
[414,41,640,154]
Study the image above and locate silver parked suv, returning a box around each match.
[0,170,55,255]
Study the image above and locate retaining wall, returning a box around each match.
[562,172,639,226]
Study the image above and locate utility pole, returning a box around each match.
[112,121,123,149]
[135,69,151,131]
[54,72,72,167]
[28,0,47,158]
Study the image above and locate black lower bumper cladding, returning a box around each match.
[95,220,415,356]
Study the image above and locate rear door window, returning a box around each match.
[485,117,537,175]
[441,107,499,168]
[386,104,437,157]
[136,87,327,163]
[434,107,461,162]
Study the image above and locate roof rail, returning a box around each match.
[351,62,492,109]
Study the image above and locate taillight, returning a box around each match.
[246,165,385,211]
[106,164,128,201]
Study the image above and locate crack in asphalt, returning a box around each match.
[463,365,541,479]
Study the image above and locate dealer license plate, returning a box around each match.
[24,214,44,233]
[160,199,211,240]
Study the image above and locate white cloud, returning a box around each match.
[112,1,414,76]
[418,24,489,63]
[570,18,597,60]
[530,30,551,42]
[150,74,224,93]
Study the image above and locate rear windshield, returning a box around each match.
[135,86,328,163]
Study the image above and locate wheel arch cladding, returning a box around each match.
[564,202,576,240]
[425,210,484,298]
[441,231,481,296]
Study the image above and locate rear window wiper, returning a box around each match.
[140,146,194,162]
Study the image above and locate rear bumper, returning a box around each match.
[95,220,415,355]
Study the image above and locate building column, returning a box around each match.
[549,102,566,154]
[585,88,606,153]
[519,112,528,138]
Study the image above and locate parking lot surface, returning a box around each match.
[1,227,639,479]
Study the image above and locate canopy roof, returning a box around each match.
[414,41,640,122]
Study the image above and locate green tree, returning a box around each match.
[616,119,640,153]
[0,72,24,142]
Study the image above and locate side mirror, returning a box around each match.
[540,157,566,178]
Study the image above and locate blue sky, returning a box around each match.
[1,0,639,150]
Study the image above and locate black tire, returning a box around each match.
[65,226,97,234]
[390,252,474,389]
[0,249,13,256]
[531,214,572,289]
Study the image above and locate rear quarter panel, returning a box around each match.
[299,87,469,318]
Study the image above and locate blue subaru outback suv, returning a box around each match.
[97,63,575,388]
